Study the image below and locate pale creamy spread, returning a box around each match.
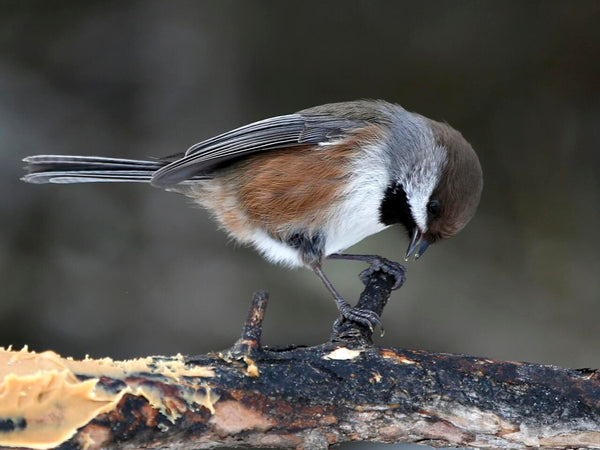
[0,347,216,449]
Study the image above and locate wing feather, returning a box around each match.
[151,113,364,187]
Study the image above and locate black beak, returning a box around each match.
[405,228,421,260]
[415,239,430,260]
[405,228,430,261]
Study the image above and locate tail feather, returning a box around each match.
[21,155,208,184]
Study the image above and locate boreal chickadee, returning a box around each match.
[22,100,483,330]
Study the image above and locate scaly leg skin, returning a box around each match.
[328,253,406,290]
[312,264,382,332]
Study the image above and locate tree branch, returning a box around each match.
[1,262,599,449]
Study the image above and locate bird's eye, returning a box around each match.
[427,200,441,218]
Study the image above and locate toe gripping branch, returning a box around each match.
[228,258,406,358]
[331,257,405,345]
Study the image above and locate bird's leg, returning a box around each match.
[312,264,382,332]
[328,253,406,290]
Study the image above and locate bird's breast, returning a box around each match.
[179,125,390,266]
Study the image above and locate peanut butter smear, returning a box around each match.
[0,347,216,449]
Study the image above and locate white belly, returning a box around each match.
[249,144,391,267]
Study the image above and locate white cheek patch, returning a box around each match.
[401,145,447,232]
[409,196,430,231]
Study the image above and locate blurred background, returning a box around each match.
[1,0,599,373]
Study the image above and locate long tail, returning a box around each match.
[21,155,166,184]
[22,154,210,185]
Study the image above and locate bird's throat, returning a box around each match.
[378,183,416,237]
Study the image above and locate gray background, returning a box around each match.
[2,0,599,373]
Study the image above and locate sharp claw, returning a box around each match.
[359,257,406,290]
[339,305,382,332]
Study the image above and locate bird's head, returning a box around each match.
[379,118,483,260]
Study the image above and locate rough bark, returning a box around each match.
[2,264,599,449]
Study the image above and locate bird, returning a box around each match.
[22,100,483,330]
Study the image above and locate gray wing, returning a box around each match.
[150,113,365,187]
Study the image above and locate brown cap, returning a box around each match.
[424,119,483,243]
